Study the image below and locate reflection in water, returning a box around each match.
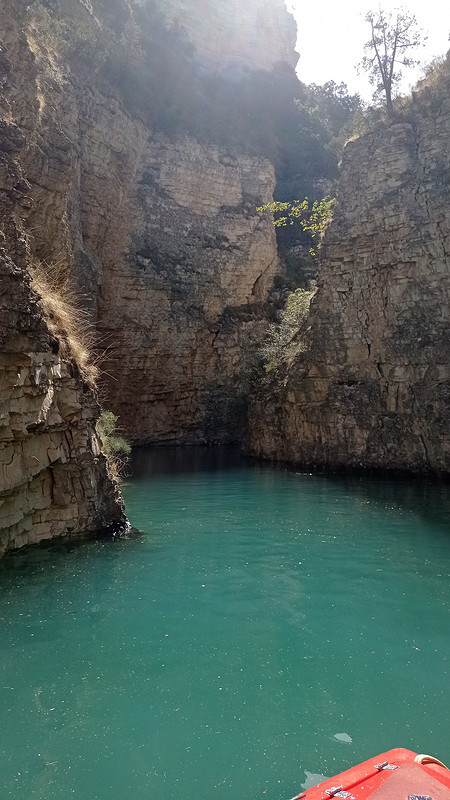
[1,448,450,800]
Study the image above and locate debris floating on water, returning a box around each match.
[334,732,353,743]
[301,771,329,790]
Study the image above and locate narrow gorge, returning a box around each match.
[1,0,449,556]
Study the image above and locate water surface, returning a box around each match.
[1,448,450,800]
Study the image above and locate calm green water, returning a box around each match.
[1,448,450,800]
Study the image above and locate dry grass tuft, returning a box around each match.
[415,52,450,94]
[30,261,99,386]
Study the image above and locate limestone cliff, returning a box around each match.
[161,0,298,72]
[5,0,295,445]
[249,86,450,474]
[98,137,279,442]
[0,0,127,553]
[0,0,297,550]
[0,252,127,555]
[0,119,127,554]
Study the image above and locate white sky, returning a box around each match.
[286,0,450,100]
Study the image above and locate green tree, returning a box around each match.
[360,8,426,115]
[299,81,362,153]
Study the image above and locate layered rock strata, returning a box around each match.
[249,95,450,473]
[0,254,127,555]
[7,0,289,445]
[0,3,127,554]
[97,136,280,442]
[1,0,296,550]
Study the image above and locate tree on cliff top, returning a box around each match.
[360,8,426,115]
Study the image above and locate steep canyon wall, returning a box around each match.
[0,0,297,551]
[5,0,448,561]
[0,1,127,554]
[249,89,450,473]
[161,0,298,72]
[15,0,294,444]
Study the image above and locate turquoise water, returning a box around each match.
[1,448,450,800]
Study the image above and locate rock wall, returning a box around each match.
[7,0,291,445]
[0,254,127,555]
[97,136,279,442]
[0,0,297,550]
[161,0,298,72]
[249,92,450,474]
[0,0,127,554]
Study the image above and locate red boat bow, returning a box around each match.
[289,749,450,800]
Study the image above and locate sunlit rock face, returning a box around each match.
[0,0,296,466]
[249,94,450,474]
[96,135,280,443]
[160,0,298,72]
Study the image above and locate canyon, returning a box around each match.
[0,0,449,555]
[0,0,293,553]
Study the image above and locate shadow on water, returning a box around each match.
[0,537,127,586]
[320,472,450,536]
[4,449,449,577]
[131,445,450,533]
[131,444,255,478]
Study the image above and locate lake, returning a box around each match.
[1,447,449,799]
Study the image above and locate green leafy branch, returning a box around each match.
[257,196,336,256]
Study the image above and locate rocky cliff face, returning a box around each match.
[8,0,294,445]
[0,0,127,554]
[161,0,298,72]
[0,120,127,555]
[0,0,297,550]
[97,136,279,442]
[249,89,450,474]
[0,252,127,556]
